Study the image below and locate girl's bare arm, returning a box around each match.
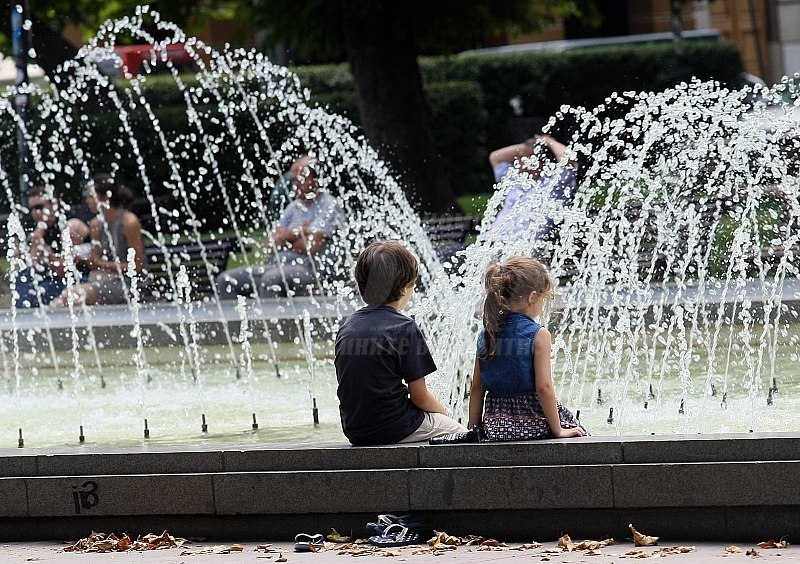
[534,328,584,438]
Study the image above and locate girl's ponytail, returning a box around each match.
[479,256,554,362]
[480,262,513,361]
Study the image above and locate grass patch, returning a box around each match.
[457,193,492,217]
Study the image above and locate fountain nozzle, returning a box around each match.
[772,377,778,395]
[144,419,150,439]
[648,384,655,400]
[312,398,319,425]
[201,414,208,433]
[252,413,259,430]
[79,426,85,443]
[18,428,23,448]
[597,389,604,405]
[678,399,685,415]
[607,407,614,424]
[767,388,774,406]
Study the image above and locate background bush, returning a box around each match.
[299,40,744,197]
[0,39,745,225]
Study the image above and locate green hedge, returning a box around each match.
[420,40,744,161]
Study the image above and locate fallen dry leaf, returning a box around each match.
[513,542,542,550]
[758,537,789,549]
[477,540,508,552]
[212,544,244,554]
[63,530,187,553]
[462,535,485,546]
[384,549,403,556]
[276,554,287,562]
[629,524,659,547]
[327,528,352,543]
[427,530,461,547]
[557,534,575,552]
[338,544,382,556]
[660,546,695,554]
[727,546,743,553]
[624,549,656,558]
[575,538,615,551]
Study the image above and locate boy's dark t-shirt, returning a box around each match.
[335,305,436,446]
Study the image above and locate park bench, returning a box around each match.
[554,198,735,281]
[422,215,478,265]
[554,189,800,282]
[144,237,241,301]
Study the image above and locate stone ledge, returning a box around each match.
[3,432,800,478]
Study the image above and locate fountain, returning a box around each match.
[2,7,800,448]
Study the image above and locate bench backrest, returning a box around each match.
[422,216,478,244]
[145,238,238,300]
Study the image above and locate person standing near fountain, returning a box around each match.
[335,240,467,445]
[50,175,147,307]
[485,134,576,243]
[469,256,586,440]
[216,155,345,299]
[12,186,91,308]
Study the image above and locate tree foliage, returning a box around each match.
[246,0,600,62]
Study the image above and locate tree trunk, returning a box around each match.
[341,9,459,215]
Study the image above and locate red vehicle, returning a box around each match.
[94,43,195,79]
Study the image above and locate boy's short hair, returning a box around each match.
[355,240,419,306]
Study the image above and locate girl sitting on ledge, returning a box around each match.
[469,256,587,441]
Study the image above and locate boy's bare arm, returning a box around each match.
[408,377,449,416]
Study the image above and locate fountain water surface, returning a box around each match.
[2,8,800,447]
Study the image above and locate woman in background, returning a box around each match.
[50,174,146,307]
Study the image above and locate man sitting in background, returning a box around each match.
[216,155,346,299]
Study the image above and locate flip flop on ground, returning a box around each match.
[368,524,421,547]
[294,533,324,552]
[366,513,422,534]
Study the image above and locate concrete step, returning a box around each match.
[1,433,799,542]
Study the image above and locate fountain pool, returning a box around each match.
[2,9,800,448]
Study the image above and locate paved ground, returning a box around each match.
[0,537,795,563]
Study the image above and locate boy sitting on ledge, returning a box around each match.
[335,240,466,446]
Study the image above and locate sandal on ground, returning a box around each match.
[366,513,422,534]
[429,429,477,444]
[368,524,421,547]
[294,533,324,552]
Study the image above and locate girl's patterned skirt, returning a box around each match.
[484,391,588,441]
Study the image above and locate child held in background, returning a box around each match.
[335,240,467,445]
[469,256,587,440]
